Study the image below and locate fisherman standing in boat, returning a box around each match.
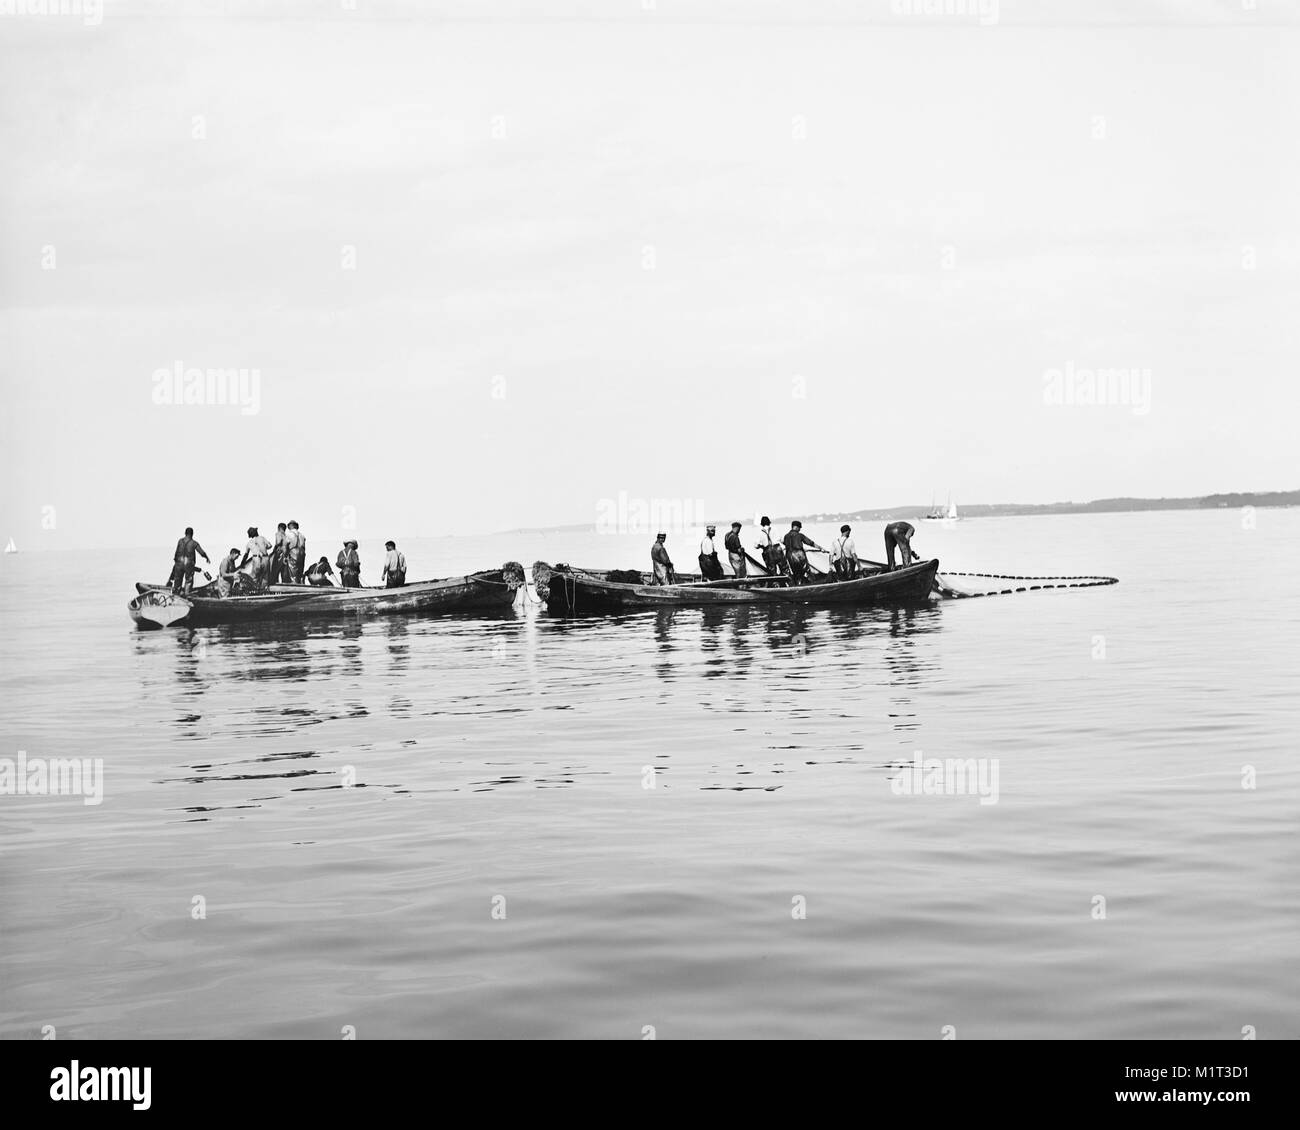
[381,540,406,588]
[782,520,824,584]
[337,540,361,588]
[239,526,273,585]
[883,520,920,571]
[284,520,306,584]
[830,524,859,580]
[650,533,676,585]
[724,521,747,577]
[270,522,288,584]
[698,525,724,581]
[169,527,211,593]
[756,516,789,575]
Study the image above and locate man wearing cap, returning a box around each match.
[884,520,920,571]
[650,533,675,585]
[698,525,724,581]
[284,520,306,584]
[170,526,211,594]
[336,540,361,588]
[723,521,747,578]
[381,540,406,588]
[239,526,273,585]
[755,516,789,576]
[829,524,859,580]
[782,520,824,584]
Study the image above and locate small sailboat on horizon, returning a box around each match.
[3,537,16,554]
[924,494,959,523]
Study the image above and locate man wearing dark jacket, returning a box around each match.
[723,522,747,577]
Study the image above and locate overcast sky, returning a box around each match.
[2,0,1298,549]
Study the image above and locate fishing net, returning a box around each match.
[501,561,525,590]
[936,571,1118,599]
[606,569,645,585]
[226,573,267,597]
[532,561,557,599]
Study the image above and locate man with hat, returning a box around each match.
[381,540,406,588]
[698,524,724,581]
[755,516,789,576]
[239,526,273,585]
[336,540,361,588]
[782,520,824,584]
[829,524,859,580]
[650,533,675,586]
[723,521,747,578]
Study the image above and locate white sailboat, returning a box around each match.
[3,537,15,554]
[924,493,959,523]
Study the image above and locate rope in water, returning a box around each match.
[937,571,1118,599]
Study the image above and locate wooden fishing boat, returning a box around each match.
[128,566,524,628]
[128,588,196,628]
[534,558,940,615]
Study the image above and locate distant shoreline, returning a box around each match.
[497,490,1299,535]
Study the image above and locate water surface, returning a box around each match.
[1,510,1296,1038]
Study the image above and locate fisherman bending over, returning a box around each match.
[306,557,335,586]
[884,521,920,571]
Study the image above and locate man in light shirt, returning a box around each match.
[239,526,273,585]
[381,540,407,588]
[830,525,859,580]
[698,525,724,581]
[755,516,789,576]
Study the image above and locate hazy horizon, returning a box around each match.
[4,0,1298,551]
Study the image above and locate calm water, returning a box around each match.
[1,510,1296,1039]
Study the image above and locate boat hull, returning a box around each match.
[128,589,196,628]
[541,560,940,615]
[129,571,521,626]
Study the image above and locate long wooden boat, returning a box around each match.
[129,567,523,628]
[535,559,939,615]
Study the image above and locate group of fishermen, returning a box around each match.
[649,518,920,586]
[168,524,408,595]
